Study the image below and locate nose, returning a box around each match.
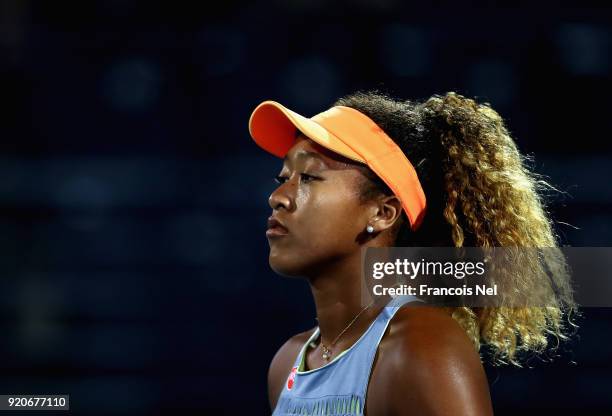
[268,180,294,211]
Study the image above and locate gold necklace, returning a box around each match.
[314,300,375,361]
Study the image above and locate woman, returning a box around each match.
[248,91,575,415]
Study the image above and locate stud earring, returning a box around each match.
[366,224,374,233]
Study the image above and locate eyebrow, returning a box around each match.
[283,150,326,165]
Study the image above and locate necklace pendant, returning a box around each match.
[321,345,331,361]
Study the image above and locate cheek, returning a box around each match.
[296,182,365,244]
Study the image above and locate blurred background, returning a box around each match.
[1,1,611,415]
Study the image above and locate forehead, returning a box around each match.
[284,133,364,171]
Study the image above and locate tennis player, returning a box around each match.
[248,91,574,415]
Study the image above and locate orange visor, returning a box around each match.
[248,101,427,231]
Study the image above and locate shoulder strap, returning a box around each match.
[353,295,422,396]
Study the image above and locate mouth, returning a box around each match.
[266,227,289,238]
[266,217,289,238]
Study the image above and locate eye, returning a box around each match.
[300,173,317,183]
[274,175,288,184]
[273,173,319,184]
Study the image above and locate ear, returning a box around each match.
[371,195,403,233]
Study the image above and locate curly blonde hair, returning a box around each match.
[334,90,577,365]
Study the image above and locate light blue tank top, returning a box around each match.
[272,295,421,416]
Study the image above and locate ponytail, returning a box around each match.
[335,91,577,365]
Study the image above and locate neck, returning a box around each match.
[307,249,389,348]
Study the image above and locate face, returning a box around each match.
[266,135,376,278]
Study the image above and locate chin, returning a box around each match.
[268,254,309,279]
[269,260,303,278]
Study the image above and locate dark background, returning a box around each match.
[1,2,611,415]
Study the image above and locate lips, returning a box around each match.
[266,216,289,237]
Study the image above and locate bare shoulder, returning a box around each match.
[368,305,493,416]
[267,327,317,411]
